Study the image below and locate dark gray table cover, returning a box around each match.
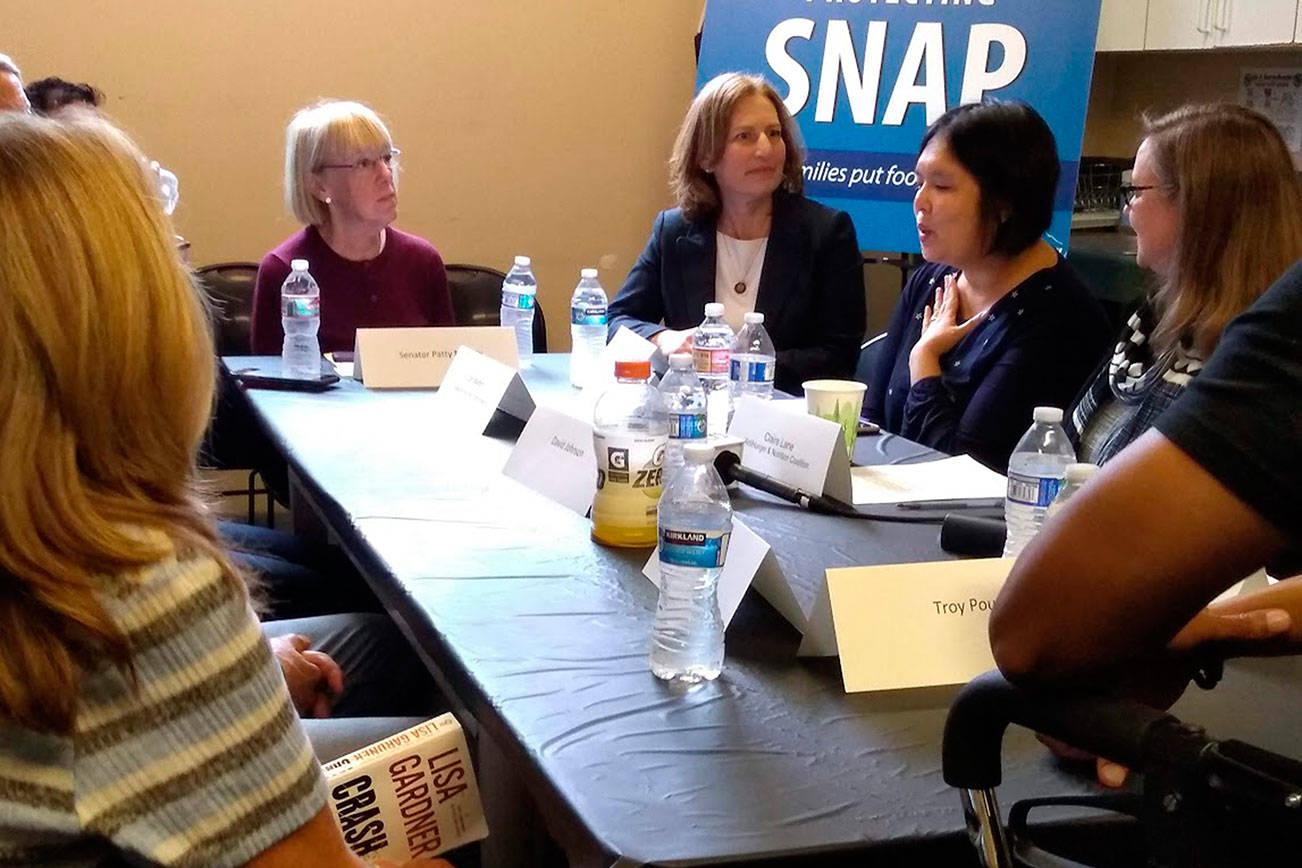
[228,353,1302,867]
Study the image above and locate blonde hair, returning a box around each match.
[1141,104,1302,355]
[284,99,393,227]
[668,72,804,222]
[0,113,237,733]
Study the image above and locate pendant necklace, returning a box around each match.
[720,226,766,295]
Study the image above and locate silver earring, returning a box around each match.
[325,196,332,204]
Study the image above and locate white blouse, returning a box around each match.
[714,232,768,332]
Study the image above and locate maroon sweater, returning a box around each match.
[250,225,454,354]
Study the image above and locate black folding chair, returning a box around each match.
[942,670,1302,868]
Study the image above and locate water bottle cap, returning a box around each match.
[1032,406,1063,424]
[1063,462,1099,483]
[514,255,532,267]
[614,359,651,379]
[704,302,725,317]
[668,353,693,368]
[743,311,765,324]
[290,258,309,271]
[580,267,598,279]
[682,442,714,462]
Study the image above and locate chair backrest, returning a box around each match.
[446,262,547,353]
[854,331,888,387]
[195,262,260,357]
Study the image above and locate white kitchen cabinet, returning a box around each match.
[1146,0,1298,50]
[1098,0,1148,50]
[1210,0,1299,46]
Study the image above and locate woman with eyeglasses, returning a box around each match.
[251,100,453,355]
[1065,104,1302,465]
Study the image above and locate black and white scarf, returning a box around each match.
[1067,302,1203,464]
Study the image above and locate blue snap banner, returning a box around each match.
[698,0,1103,253]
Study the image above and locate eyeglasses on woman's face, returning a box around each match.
[317,148,401,174]
[1120,183,1157,207]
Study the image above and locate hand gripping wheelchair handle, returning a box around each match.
[942,670,1187,790]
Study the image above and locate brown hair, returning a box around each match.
[1141,104,1302,355]
[668,72,804,222]
[0,114,239,733]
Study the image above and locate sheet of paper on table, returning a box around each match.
[850,454,1006,505]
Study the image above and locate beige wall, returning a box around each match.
[7,1,703,350]
[1084,48,1302,158]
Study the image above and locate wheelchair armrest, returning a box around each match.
[942,670,1183,790]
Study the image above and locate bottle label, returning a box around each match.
[730,358,774,384]
[659,527,731,569]
[693,347,731,376]
[281,295,319,318]
[593,433,665,494]
[669,411,706,440]
[571,306,608,326]
[502,289,536,310]
[1006,471,1063,508]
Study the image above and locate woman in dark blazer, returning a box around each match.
[607,72,864,395]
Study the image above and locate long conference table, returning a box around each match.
[226,353,1302,867]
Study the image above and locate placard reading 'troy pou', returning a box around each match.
[354,326,518,389]
[825,558,1014,693]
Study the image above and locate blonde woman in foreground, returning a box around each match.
[0,113,449,867]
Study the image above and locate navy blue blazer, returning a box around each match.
[607,191,865,394]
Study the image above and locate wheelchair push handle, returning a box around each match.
[942,670,1187,790]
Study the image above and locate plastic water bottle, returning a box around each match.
[569,267,608,388]
[692,303,735,436]
[151,160,179,215]
[592,359,669,548]
[1002,407,1076,558]
[280,258,321,379]
[1045,463,1100,522]
[658,353,707,478]
[650,441,732,684]
[501,255,537,368]
[730,311,776,400]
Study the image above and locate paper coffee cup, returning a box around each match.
[803,379,867,457]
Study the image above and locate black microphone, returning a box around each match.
[712,451,858,517]
[939,514,1007,557]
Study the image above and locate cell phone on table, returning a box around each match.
[857,419,881,436]
[230,358,340,392]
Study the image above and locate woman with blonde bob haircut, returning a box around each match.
[251,99,452,357]
[608,72,865,394]
[0,114,447,868]
[1067,103,1302,465]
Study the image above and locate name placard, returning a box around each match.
[642,517,771,628]
[728,396,852,502]
[436,347,535,436]
[502,406,597,515]
[354,326,518,389]
[825,558,1014,692]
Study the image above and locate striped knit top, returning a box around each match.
[0,547,327,866]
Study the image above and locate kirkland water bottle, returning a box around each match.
[730,311,776,400]
[692,303,735,436]
[592,360,669,548]
[1002,407,1076,558]
[501,255,537,368]
[569,267,608,388]
[280,258,321,379]
[658,353,707,478]
[650,441,732,684]
[1045,463,1100,522]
